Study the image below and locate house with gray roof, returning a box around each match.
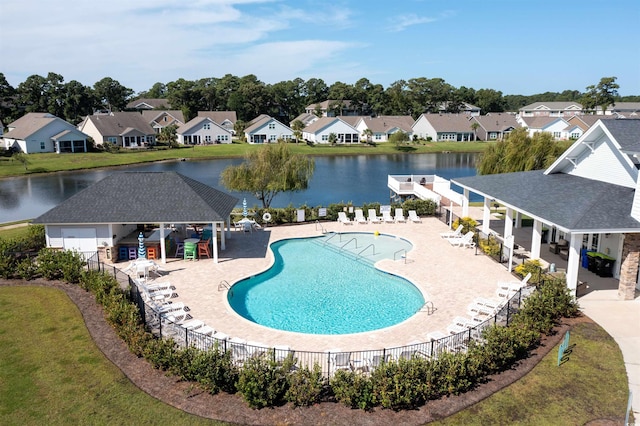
[471,113,520,141]
[517,116,570,140]
[126,98,172,110]
[412,113,476,141]
[301,117,360,144]
[32,172,239,264]
[290,112,318,128]
[304,100,359,117]
[177,116,232,145]
[353,115,415,142]
[518,101,583,118]
[197,111,237,135]
[244,115,293,144]
[78,112,156,148]
[452,118,640,300]
[141,110,185,134]
[3,112,89,153]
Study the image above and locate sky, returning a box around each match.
[2,0,639,96]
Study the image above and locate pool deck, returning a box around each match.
[136,218,518,353]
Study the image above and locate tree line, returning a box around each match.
[1,72,637,126]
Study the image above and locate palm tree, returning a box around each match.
[470,122,480,141]
[291,120,304,144]
[363,128,373,144]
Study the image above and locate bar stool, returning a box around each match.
[118,246,128,261]
[147,246,158,260]
[128,247,137,260]
[174,240,184,258]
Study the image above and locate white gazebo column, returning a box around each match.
[159,223,167,264]
[219,222,226,250]
[566,233,583,296]
[226,217,232,239]
[514,211,521,229]
[482,197,491,235]
[462,188,470,217]
[212,224,219,263]
[530,220,542,260]
[504,207,514,239]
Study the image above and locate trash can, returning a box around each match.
[581,249,590,269]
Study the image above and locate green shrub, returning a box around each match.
[514,259,544,284]
[236,351,295,408]
[478,235,502,257]
[15,257,37,280]
[452,216,478,235]
[286,363,325,406]
[36,248,84,282]
[371,358,429,410]
[402,199,437,216]
[331,370,375,410]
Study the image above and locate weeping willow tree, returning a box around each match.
[477,128,571,175]
[220,142,315,208]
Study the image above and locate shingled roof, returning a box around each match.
[453,170,640,233]
[33,172,239,225]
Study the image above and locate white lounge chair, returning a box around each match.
[382,210,395,223]
[394,208,406,223]
[353,209,367,224]
[408,210,422,223]
[328,349,353,373]
[448,231,476,248]
[337,211,352,225]
[497,272,532,291]
[440,224,463,239]
[367,209,381,223]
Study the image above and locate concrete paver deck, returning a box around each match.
[136,218,517,353]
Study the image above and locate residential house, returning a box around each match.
[598,102,640,117]
[197,111,237,135]
[352,115,415,142]
[244,115,293,144]
[472,113,520,141]
[302,117,360,144]
[438,102,481,116]
[564,115,618,140]
[304,100,359,117]
[518,101,583,118]
[411,114,476,141]
[290,112,319,128]
[78,112,156,148]
[453,119,640,300]
[3,112,89,153]
[517,116,570,140]
[177,117,232,144]
[141,110,185,134]
[126,98,172,110]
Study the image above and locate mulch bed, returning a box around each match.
[0,278,581,426]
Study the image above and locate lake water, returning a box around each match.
[0,152,479,223]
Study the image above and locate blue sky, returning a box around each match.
[2,0,639,96]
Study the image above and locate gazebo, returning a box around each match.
[32,171,239,264]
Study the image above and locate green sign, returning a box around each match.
[557,331,570,366]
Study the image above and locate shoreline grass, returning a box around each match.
[0,141,487,178]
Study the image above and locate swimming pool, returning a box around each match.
[227,233,424,335]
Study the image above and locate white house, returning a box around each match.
[177,117,232,144]
[517,116,570,140]
[244,115,293,144]
[141,110,185,134]
[453,119,640,300]
[352,115,414,142]
[302,117,360,144]
[197,111,237,135]
[411,114,476,141]
[518,102,583,118]
[3,112,89,153]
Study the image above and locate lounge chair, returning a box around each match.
[353,209,367,224]
[440,224,463,239]
[328,349,353,373]
[408,210,422,223]
[337,211,352,225]
[448,231,476,248]
[366,353,391,372]
[394,208,406,223]
[382,210,395,223]
[497,272,532,291]
[367,209,381,223]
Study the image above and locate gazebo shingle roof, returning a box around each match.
[33,172,239,224]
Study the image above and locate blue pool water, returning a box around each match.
[228,233,424,335]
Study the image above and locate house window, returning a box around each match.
[40,141,45,150]
[217,135,229,142]
[268,123,275,130]
[553,131,561,138]
[205,135,211,142]
[107,137,117,144]
[489,132,498,140]
[440,133,455,141]
[282,135,291,140]
[203,123,211,130]
[269,135,277,141]
[570,132,580,139]
[375,134,382,140]
[321,134,328,141]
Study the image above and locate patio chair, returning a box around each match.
[273,345,295,363]
[440,224,463,239]
[367,209,381,223]
[353,209,367,224]
[448,231,476,248]
[337,211,352,225]
[408,210,422,223]
[173,238,184,258]
[394,208,406,223]
[197,238,212,259]
[181,319,205,331]
[328,349,353,373]
[382,210,395,223]
[184,241,197,260]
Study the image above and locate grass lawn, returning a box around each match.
[0,286,227,426]
[0,141,488,178]
[0,285,629,425]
